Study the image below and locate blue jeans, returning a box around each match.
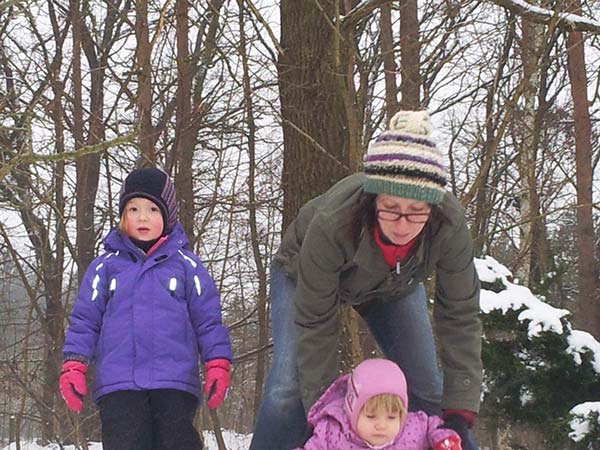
[250,262,479,450]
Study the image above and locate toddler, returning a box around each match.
[297,358,462,450]
[59,167,232,450]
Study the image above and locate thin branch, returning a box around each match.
[0,133,135,181]
[242,0,284,56]
[340,0,392,31]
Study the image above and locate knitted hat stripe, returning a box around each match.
[364,160,447,181]
[364,153,446,171]
[369,140,438,156]
[375,133,436,148]
[366,173,445,190]
[366,146,444,168]
[365,165,447,186]
[161,181,177,229]
[363,177,445,204]
[366,165,447,185]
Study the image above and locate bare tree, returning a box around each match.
[399,0,420,109]
[565,0,600,337]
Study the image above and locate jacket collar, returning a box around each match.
[353,227,390,274]
[104,222,188,257]
[354,222,428,275]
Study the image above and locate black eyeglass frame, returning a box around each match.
[376,209,431,224]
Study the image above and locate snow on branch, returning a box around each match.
[490,0,600,34]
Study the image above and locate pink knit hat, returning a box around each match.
[344,358,408,433]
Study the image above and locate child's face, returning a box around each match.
[122,197,164,241]
[356,404,402,447]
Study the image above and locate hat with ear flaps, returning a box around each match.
[362,110,448,204]
[118,167,178,233]
[344,358,408,434]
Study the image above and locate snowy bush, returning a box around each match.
[569,402,600,445]
[476,257,600,448]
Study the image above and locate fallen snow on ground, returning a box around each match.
[1,430,252,450]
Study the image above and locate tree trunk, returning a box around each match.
[565,0,600,338]
[515,16,543,286]
[399,0,420,110]
[236,0,270,421]
[278,0,352,231]
[173,0,195,241]
[74,0,106,280]
[277,0,364,381]
[135,0,155,163]
[380,3,398,121]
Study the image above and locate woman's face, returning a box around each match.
[375,195,431,245]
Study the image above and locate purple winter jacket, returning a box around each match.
[296,374,460,450]
[62,224,232,402]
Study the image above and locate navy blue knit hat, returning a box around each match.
[119,168,178,233]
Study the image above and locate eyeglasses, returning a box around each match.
[376,209,431,223]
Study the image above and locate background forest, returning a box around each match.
[0,0,599,449]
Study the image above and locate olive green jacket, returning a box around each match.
[274,173,483,413]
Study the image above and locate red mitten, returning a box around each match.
[204,359,230,410]
[59,361,87,413]
[432,435,462,450]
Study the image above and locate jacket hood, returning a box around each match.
[344,359,408,434]
[307,373,350,425]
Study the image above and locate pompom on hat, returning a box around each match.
[362,110,448,204]
[344,358,408,434]
[118,167,178,233]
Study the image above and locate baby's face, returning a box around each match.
[356,404,402,447]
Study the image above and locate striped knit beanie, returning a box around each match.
[119,167,178,233]
[363,110,448,204]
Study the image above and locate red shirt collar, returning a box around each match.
[373,226,416,269]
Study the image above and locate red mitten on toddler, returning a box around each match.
[432,435,462,450]
[204,359,230,409]
[59,361,87,413]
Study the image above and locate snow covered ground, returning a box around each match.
[1,430,252,450]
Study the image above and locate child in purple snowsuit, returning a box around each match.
[296,359,462,450]
[59,167,232,450]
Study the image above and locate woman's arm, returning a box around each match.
[294,218,346,412]
[433,218,483,413]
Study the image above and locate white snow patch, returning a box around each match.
[569,402,600,442]
[0,430,253,450]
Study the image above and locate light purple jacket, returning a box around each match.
[63,224,232,401]
[296,373,460,450]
